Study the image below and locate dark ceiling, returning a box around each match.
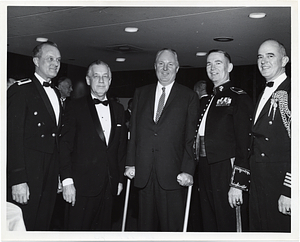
[7,5,293,72]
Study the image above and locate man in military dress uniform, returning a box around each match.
[7,41,62,230]
[249,39,291,232]
[195,49,253,231]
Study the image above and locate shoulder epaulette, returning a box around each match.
[17,78,32,86]
[230,87,247,95]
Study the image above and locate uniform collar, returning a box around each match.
[213,80,231,95]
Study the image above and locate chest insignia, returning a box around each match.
[216,97,232,106]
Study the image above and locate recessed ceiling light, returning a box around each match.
[213,37,234,42]
[249,12,266,19]
[125,27,138,33]
[196,52,207,57]
[116,58,126,62]
[36,37,48,42]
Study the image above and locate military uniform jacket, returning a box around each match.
[7,76,61,187]
[251,77,291,197]
[59,95,127,196]
[197,81,253,191]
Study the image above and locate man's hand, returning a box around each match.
[177,172,193,186]
[63,184,76,206]
[228,187,243,208]
[124,166,135,179]
[12,182,30,204]
[117,183,123,196]
[278,195,291,215]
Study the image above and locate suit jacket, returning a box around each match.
[7,76,61,187]
[196,81,254,191]
[126,82,200,190]
[59,95,127,196]
[250,77,291,197]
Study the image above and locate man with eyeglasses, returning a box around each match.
[59,60,127,230]
[7,41,62,230]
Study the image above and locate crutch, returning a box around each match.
[121,178,131,232]
[183,185,193,232]
[236,205,242,232]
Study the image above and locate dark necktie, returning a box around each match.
[266,81,274,87]
[93,98,109,106]
[155,87,166,123]
[43,81,53,87]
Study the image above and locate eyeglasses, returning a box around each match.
[89,74,110,82]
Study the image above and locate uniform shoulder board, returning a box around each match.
[230,87,247,94]
[17,78,32,86]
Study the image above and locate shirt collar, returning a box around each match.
[35,72,48,86]
[267,73,287,90]
[213,80,231,95]
[156,81,175,93]
[91,93,108,101]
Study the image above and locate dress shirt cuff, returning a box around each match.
[62,178,74,186]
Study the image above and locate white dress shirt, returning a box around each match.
[254,73,287,124]
[92,94,111,145]
[35,73,60,125]
[153,81,175,121]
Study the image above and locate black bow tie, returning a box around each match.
[93,98,109,106]
[266,81,274,87]
[43,81,53,88]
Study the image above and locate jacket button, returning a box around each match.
[261,153,265,157]
[41,134,44,138]
[38,123,41,127]
[34,111,38,115]
[265,137,269,141]
[269,121,273,125]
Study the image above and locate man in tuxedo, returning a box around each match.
[125,48,199,231]
[195,49,253,231]
[7,41,62,230]
[249,39,291,232]
[59,60,127,230]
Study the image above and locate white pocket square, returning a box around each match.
[117,124,122,127]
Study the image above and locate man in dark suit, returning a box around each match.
[59,60,127,230]
[7,41,62,230]
[56,76,73,108]
[195,49,253,231]
[249,39,291,232]
[124,48,200,231]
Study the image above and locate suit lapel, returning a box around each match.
[32,76,58,126]
[148,84,156,122]
[253,77,290,127]
[107,100,115,146]
[87,96,107,145]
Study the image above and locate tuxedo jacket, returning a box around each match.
[196,81,254,191]
[250,77,291,197]
[126,82,200,190]
[59,95,127,196]
[7,76,62,187]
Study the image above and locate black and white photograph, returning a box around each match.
[1,1,299,241]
